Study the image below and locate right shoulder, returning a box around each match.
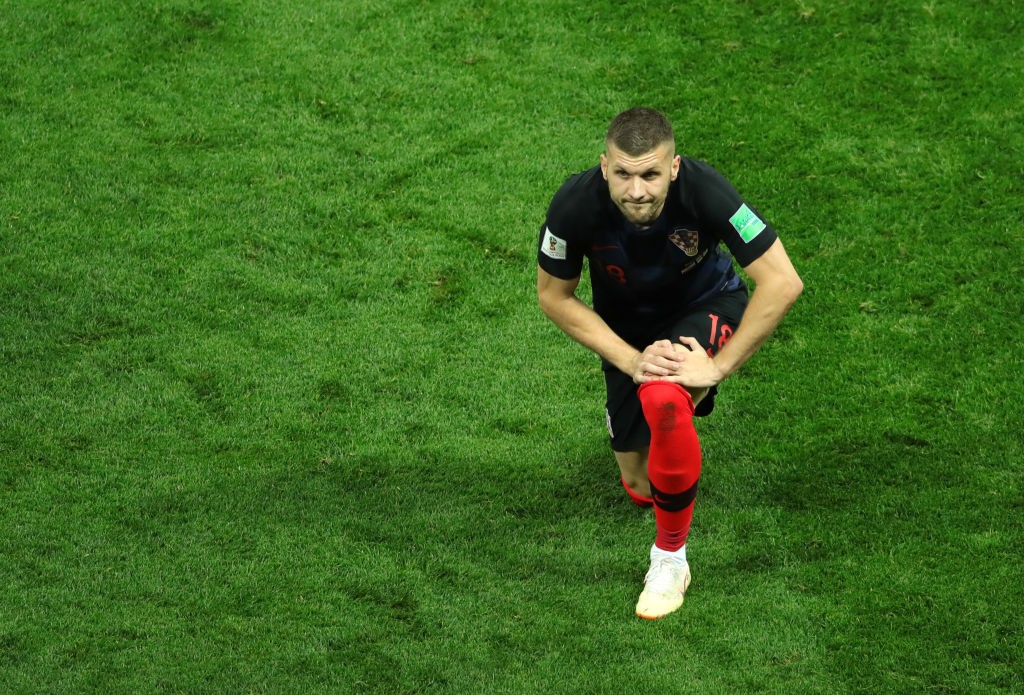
[545,166,609,239]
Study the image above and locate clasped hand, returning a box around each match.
[631,337,724,388]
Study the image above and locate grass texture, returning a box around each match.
[1,0,1021,692]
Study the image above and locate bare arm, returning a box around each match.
[670,237,804,387]
[537,266,684,381]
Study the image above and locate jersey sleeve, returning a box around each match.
[536,223,584,279]
[536,180,588,280]
[689,161,778,268]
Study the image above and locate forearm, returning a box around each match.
[539,293,639,374]
[713,278,801,379]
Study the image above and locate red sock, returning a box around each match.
[621,476,654,508]
[638,381,701,552]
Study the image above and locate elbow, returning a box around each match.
[785,273,804,308]
[790,272,805,299]
[537,286,557,320]
[537,268,580,321]
[538,296,563,323]
[765,269,803,311]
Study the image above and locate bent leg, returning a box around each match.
[638,381,702,552]
[615,449,653,506]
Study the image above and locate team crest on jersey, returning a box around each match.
[669,228,700,257]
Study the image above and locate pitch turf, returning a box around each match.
[1,1,1021,692]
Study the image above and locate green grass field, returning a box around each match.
[2,1,1022,692]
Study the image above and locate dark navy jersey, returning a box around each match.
[538,158,778,345]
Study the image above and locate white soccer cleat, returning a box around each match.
[635,556,691,620]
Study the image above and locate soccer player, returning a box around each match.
[536,107,803,619]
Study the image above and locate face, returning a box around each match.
[600,142,680,227]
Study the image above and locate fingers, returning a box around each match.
[634,337,723,389]
[639,357,674,377]
[645,342,683,370]
[633,337,710,384]
[675,336,703,353]
[632,345,677,383]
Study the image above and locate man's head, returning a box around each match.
[601,107,681,228]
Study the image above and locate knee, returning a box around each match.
[621,469,649,494]
[638,382,696,421]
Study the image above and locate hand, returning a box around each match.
[629,339,685,384]
[659,336,726,388]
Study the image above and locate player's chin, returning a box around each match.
[625,209,656,225]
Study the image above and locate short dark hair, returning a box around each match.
[606,107,675,156]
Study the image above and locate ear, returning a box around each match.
[600,153,609,180]
[671,154,681,181]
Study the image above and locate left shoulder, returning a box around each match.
[676,158,736,199]
[676,157,779,264]
[675,157,753,220]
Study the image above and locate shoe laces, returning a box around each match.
[644,557,685,593]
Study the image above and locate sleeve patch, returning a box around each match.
[540,226,568,260]
[729,204,767,243]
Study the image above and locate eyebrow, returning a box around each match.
[614,164,662,175]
